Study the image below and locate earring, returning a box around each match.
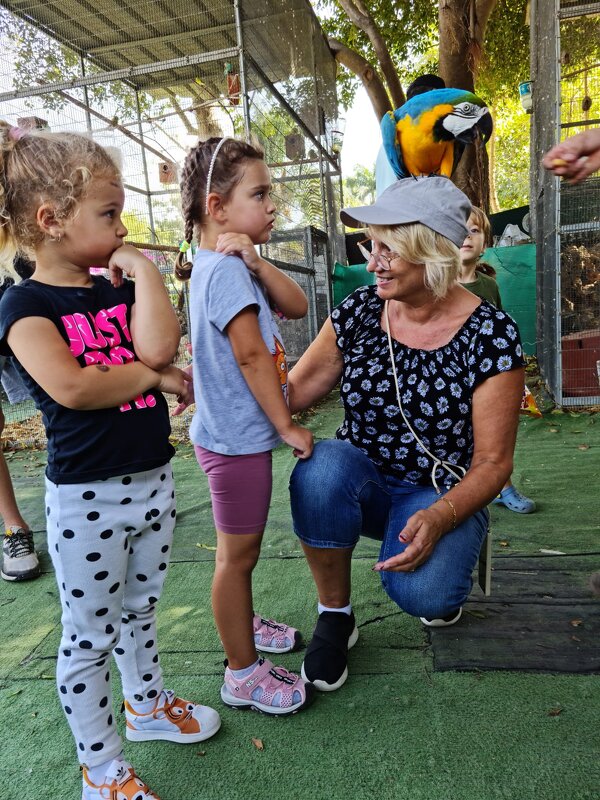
[50,233,62,243]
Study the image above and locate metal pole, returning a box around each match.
[79,56,93,134]
[234,0,251,141]
[135,91,156,243]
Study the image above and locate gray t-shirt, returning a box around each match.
[189,250,288,455]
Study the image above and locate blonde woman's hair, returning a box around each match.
[369,222,461,299]
[0,122,121,273]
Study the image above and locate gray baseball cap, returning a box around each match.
[340,176,471,248]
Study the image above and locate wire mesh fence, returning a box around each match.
[531,0,600,405]
[0,0,342,447]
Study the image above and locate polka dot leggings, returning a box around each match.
[46,464,176,768]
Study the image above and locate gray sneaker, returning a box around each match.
[1,526,40,581]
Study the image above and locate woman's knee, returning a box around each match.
[381,570,467,619]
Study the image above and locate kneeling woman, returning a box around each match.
[288,177,524,692]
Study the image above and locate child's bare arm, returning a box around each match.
[216,233,308,319]
[227,307,313,458]
[109,244,181,369]
[8,317,189,410]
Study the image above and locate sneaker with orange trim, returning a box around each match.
[82,759,159,799]
[124,689,221,743]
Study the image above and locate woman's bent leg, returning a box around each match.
[290,440,390,691]
[379,484,489,620]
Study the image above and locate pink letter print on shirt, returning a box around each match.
[61,304,157,412]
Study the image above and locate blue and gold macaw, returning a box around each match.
[381,88,493,179]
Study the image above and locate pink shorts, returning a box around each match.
[195,446,273,534]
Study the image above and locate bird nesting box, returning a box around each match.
[17,116,48,130]
[159,161,177,184]
[285,133,305,161]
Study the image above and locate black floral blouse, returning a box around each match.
[331,286,525,490]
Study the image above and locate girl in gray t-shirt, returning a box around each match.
[175,136,316,716]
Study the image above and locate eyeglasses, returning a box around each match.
[357,239,396,271]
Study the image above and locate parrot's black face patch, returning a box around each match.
[433,116,455,142]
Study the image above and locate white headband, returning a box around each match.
[205,136,229,214]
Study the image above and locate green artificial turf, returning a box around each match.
[0,397,599,800]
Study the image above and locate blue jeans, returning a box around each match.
[289,439,489,619]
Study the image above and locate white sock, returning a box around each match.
[85,755,124,786]
[127,694,160,715]
[230,659,260,680]
[318,602,352,616]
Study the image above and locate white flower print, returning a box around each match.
[434,378,446,391]
[506,324,517,340]
[414,418,428,432]
[376,379,391,392]
[365,426,377,435]
[450,383,462,397]
[434,435,447,446]
[493,337,509,349]
[480,319,493,335]
[378,433,393,444]
[420,402,434,416]
[438,419,452,430]
[395,447,408,459]
[347,392,362,407]
[480,358,492,372]
[436,397,449,414]
[516,344,522,357]
[342,382,351,393]
[379,446,391,459]
[497,355,513,371]
[364,410,376,422]
[401,432,413,444]
[350,368,363,378]
[417,456,429,468]
[417,379,428,396]
[369,396,384,406]
[361,379,372,391]
[384,406,399,418]
[407,374,417,385]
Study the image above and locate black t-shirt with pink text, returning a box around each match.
[0,276,174,484]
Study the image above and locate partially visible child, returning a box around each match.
[0,267,40,581]
[0,122,220,800]
[175,136,315,715]
[459,206,535,514]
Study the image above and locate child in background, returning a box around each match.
[0,268,39,581]
[0,123,220,800]
[459,206,535,514]
[175,136,315,715]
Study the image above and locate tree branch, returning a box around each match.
[336,0,405,109]
[328,37,392,121]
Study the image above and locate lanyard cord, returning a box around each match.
[384,300,466,494]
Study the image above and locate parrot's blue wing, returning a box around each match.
[381,111,408,179]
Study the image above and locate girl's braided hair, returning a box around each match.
[175,136,264,281]
[0,121,120,274]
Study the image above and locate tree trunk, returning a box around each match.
[438,0,495,209]
[336,0,405,108]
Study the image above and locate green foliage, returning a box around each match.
[493,96,530,209]
[342,164,376,206]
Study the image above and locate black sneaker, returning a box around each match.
[1,527,40,581]
[300,611,359,692]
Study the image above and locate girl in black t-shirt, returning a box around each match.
[0,123,220,800]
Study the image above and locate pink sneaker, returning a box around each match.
[221,657,315,716]
[253,613,301,654]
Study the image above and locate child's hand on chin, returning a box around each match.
[215,233,261,273]
[108,243,154,286]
